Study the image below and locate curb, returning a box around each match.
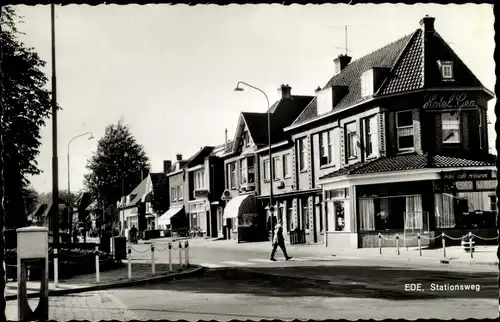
[5,265,204,302]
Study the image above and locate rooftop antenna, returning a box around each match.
[345,25,348,56]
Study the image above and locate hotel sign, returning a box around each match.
[423,93,478,111]
[441,170,494,181]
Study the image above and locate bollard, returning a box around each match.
[378,233,382,255]
[127,246,132,280]
[184,241,189,267]
[396,235,400,255]
[442,233,446,258]
[469,232,474,259]
[53,248,59,288]
[179,241,183,268]
[168,242,173,272]
[95,246,100,283]
[151,243,155,276]
[417,233,422,257]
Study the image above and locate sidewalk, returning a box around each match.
[5,262,201,300]
[195,238,499,267]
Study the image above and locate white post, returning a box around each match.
[469,232,474,259]
[184,241,189,266]
[95,246,100,283]
[396,235,400,255]
[178,241,183,268]
[378,233,382,255]
[53,248,59,288]
[417,233,422,256]
[442,232,446,258]
[151,243,155,276]
[127,246,132,280]
[168,242,173,272]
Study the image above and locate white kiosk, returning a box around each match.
[17,226,49,321]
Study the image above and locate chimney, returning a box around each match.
[419,15,435,33]
[163,160,172,174]
[278,84,292,99]
[334,54,352,74]
[315,86,322,94]
[176,154,182,161]
[224,129,228,150]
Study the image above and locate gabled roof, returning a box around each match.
[123,176,150,208]
[186,146,215,168]
[319,154,495,180]
[210,141,234,157]
[290,17,493,129]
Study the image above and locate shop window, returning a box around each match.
[442,112,461,144]
[490,196,497,212]
[297,138,307,171]
[283,154,291,178]
[435,194,456,228]
[300,198,310,230]
[345,122,358,159]
[437,60,454,79]
[396,110,414,151]
[334,201,345,231]
[363,115,378,158]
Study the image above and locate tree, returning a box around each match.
[22,187,39,217]
[150,174,170,215]
[38,190,81,207]
[2,6,53,229]
[84,121,150,220]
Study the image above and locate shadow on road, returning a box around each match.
[124,265,496,300]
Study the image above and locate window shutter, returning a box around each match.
[378,113,386,157]
[340,127,346,165]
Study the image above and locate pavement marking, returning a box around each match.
[221,261,256,266]
[199,263,226,268]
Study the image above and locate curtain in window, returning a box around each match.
[435,194,455,228]
[404,195,423,230]
[359,198,375,231]
[457,192,489,211]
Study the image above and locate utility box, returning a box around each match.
[17,226,49,259]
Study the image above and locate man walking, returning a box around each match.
[270,220,292,261]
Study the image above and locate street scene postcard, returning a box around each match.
[1,2,498,321]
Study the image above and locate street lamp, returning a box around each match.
[67,132,94,233]
[234,81,275,245]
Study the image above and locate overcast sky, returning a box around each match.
[14,4,495,194]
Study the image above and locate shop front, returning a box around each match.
[189,199,210,235]
[222,193,262,242]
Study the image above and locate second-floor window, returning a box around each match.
[283,154,291,178]
[228,162,236,189]
[364,115,378,158]
[194,170,205,190]
[319,130,333,166]
[272,157,280,180]
[171,187,177,202]
[438,60,454,79]
[345,122,358,159]
[442,112,461,144]
[297,138,307,171]
[240,158,247,184]
[178,184,183,200]
[396,110,414,151]
[263,159,270,181]
[361,69,374,97]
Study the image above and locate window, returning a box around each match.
[282,154,291,178]
[396,110,414,150]
[490,196,497,212]
[242,130,250,147]
[300,197,310,230]
[438,60,453,79]
[240,158,247,185]
[247,156,255,184]
[297,138,307,171]
[442,112,461,144]
[178,184,183,200]
[479,110,484,149]
[319,131,333,166]
[194,170,205,190]
[272,157,280,180]
[364,115,378,158]
[361,69,374,97]
[171,187,177,202]
[262,159,270,181]
[345,122,358,159]
[227,162,236,189]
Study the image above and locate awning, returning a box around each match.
[158,206,183,226]
[223,194,255,220]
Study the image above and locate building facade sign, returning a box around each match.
[325,188,349,200]
[441,170,494,181]
[423,93,478,111]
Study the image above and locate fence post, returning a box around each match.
[178,241,183,268]
[442,233,446,258]
[469,232,474,259]
[151,243,155,276]
[378,233,382,254]
[396,235,400,255]
[417,233,422,256]
[95,246,100,283]
[53,248,59,288]
[127,246,132,280]
[184,241,189,267]
[168,242,173,272]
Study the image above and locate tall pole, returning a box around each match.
[121,174,125,237]
[51,4,60,248]
[234,81,273,245]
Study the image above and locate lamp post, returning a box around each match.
[234,81,275,245]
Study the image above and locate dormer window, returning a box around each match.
[361,69,374,97]
[438,60,454,79]
[242,130,250,147]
